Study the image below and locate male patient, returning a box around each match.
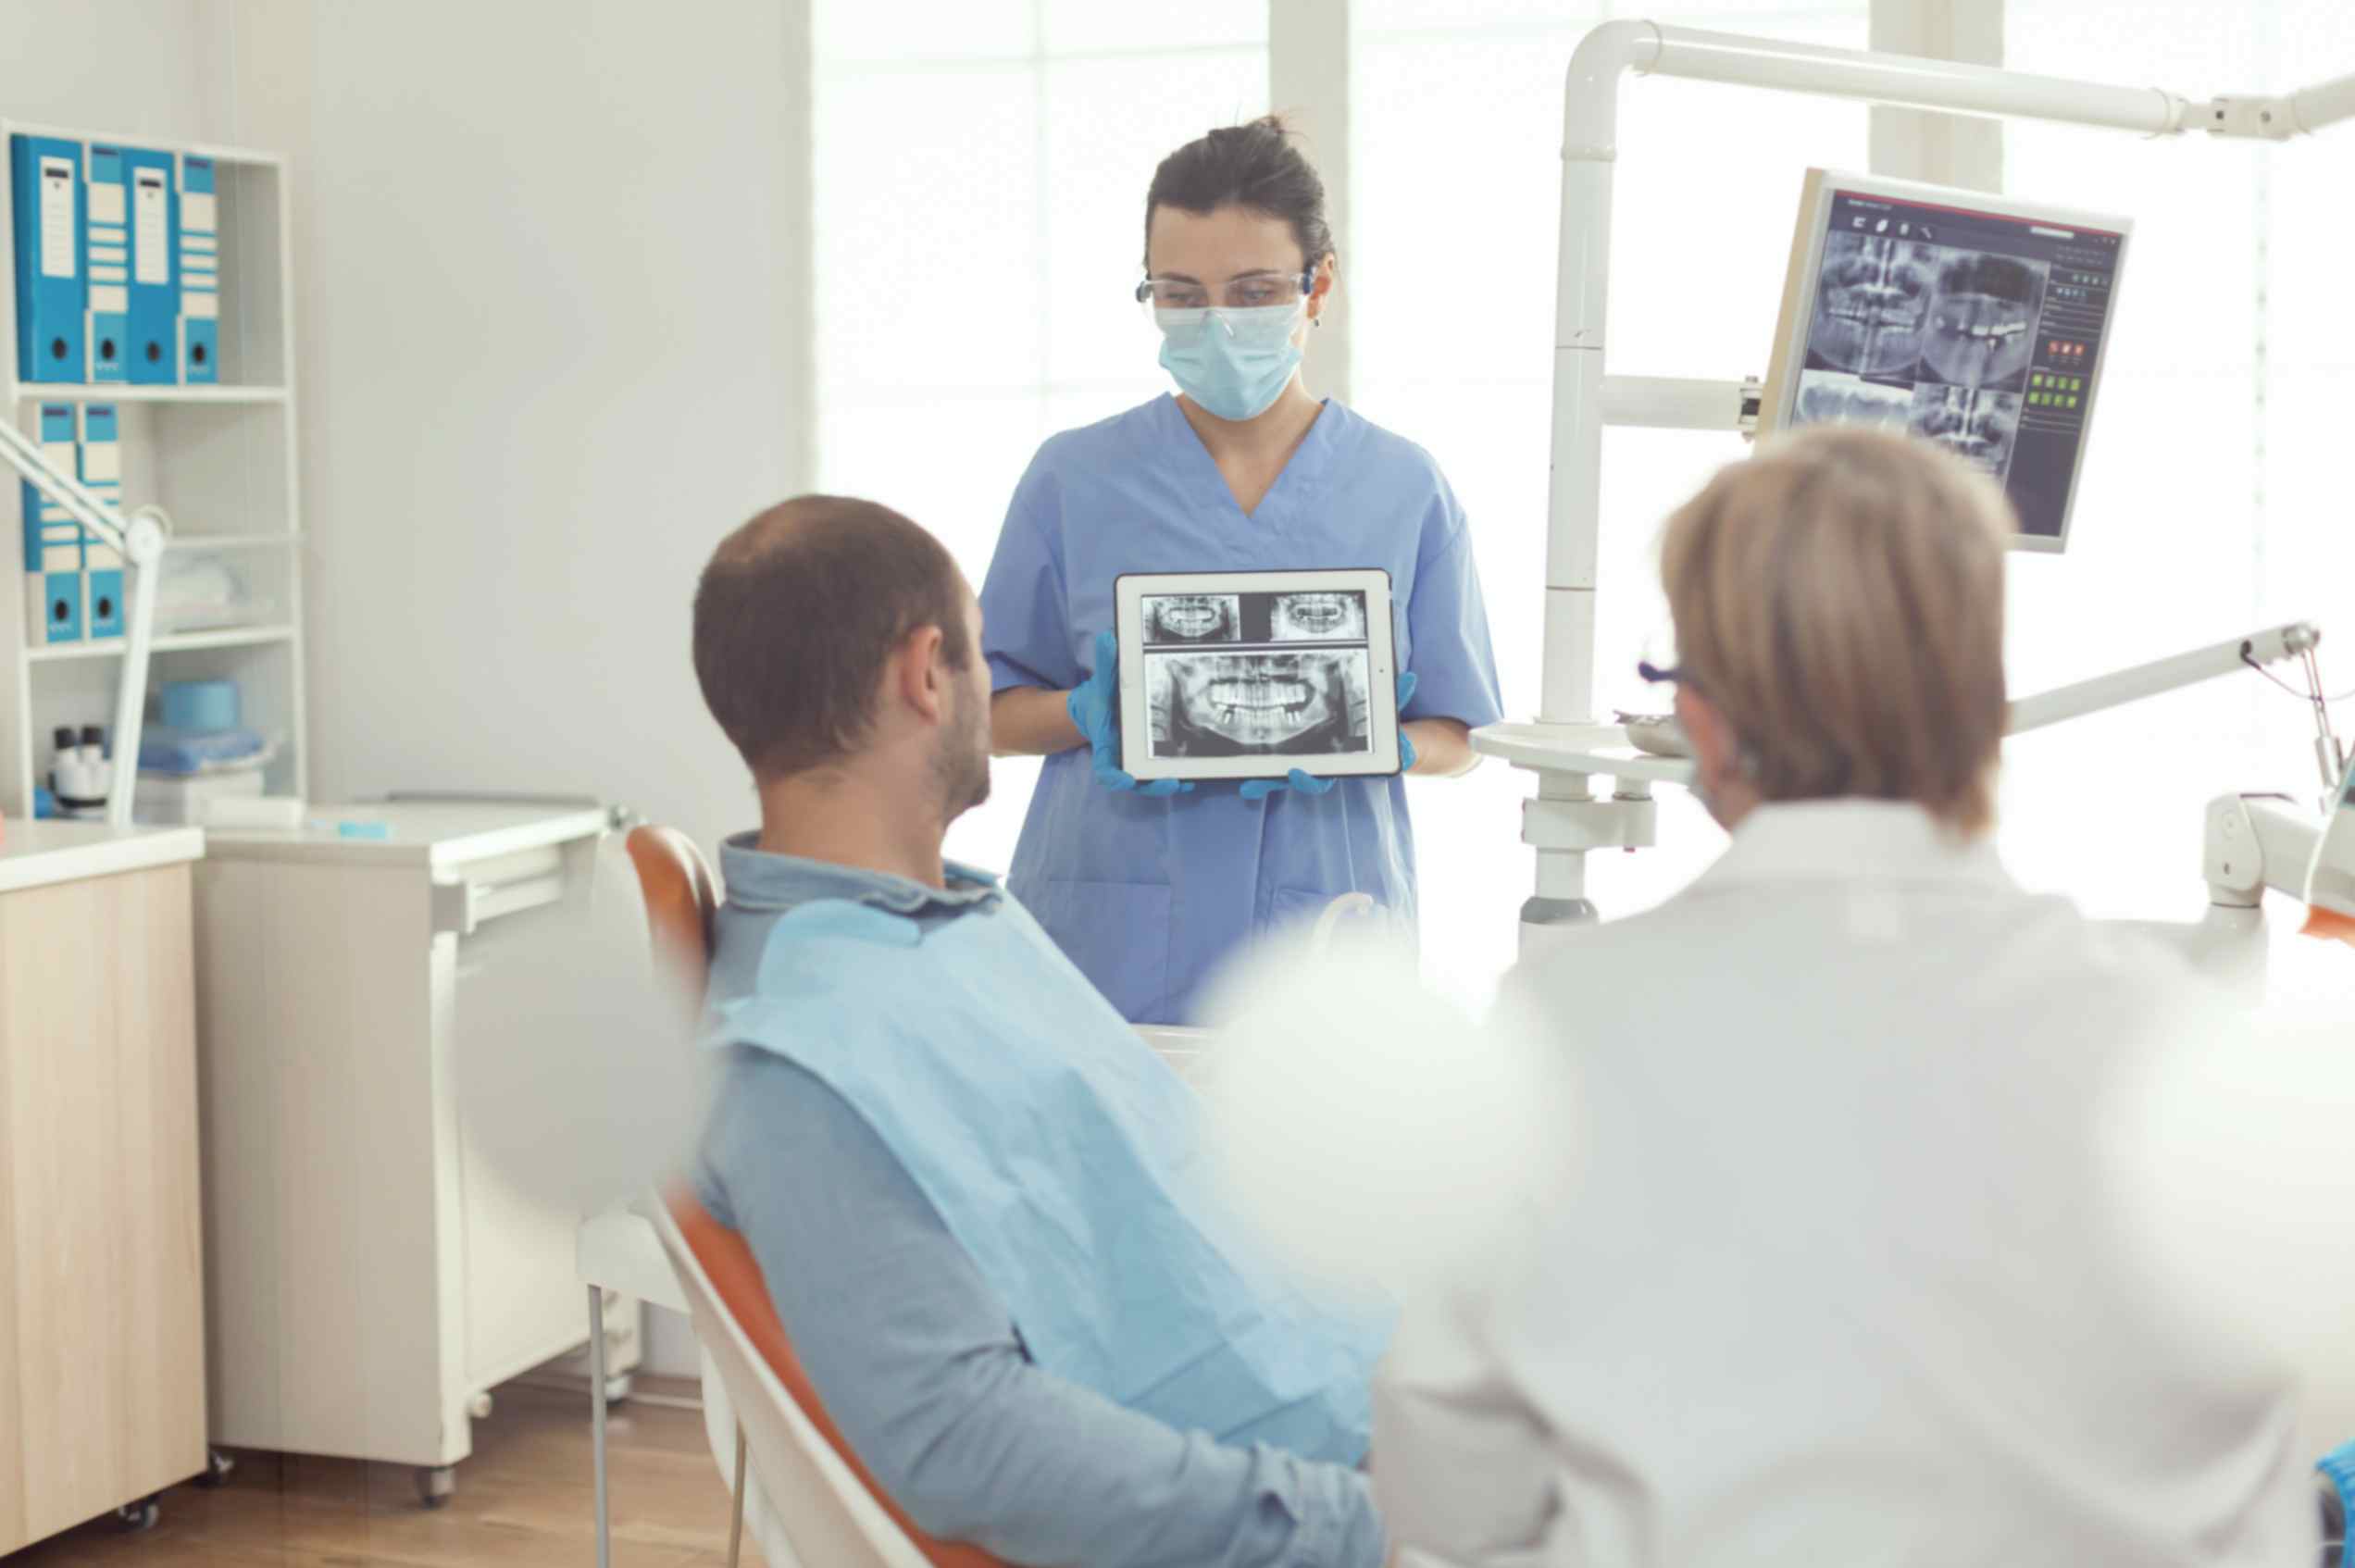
[688,496,1389,1568]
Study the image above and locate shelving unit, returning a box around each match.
[1,120,305,815]
[8,384,287,404]
[25,624,296,663]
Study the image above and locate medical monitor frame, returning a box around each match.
[1115,568,1401,784]
[1759,168,2132,554]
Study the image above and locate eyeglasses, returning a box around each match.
[1135,269,1314,316]
[1637,658,1691,689]
[1637,629,1696,693]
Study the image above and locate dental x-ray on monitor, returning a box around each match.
[1760,169,2131,552]
[1116,569,1401,782]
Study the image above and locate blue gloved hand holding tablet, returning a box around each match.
[1072,630,1193,797]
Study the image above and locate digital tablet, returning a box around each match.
[1116,569,1400,783]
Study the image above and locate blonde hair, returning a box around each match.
[1659,427,2012,833]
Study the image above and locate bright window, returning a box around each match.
[811,0,1268,869]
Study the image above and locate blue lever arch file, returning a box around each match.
[20,403,81,646]
[80,404,124,638]
[84,143,130,383]
[178,155,219,383]
[11,134,87,382]
[123,147,178,383]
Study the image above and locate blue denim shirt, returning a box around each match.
[692,833,1385,1568]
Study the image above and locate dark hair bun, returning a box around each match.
[1145,118,1333,270]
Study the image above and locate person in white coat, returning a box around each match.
[1369,428,2315,1568]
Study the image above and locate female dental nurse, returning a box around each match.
[981,117,1506,1026]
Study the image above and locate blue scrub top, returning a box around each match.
[979,393,1505,1025]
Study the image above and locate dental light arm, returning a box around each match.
[0,416,169,828]
[2205,796,2331,911]
[2013,621,2349,944]
[2009,621,2335,767]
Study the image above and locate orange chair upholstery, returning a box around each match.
[626,824,723,1020]
[668,1188,1007,1568]
[622,825,1012,1568]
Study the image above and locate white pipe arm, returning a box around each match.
[1562,21,2188,163]
[2204,791,2350,929]
[2292,71,2355,134]
[0,417,170,828]
[1601,375,1757,432]
[1641,25,2187,135]
[2007,622,2319,736]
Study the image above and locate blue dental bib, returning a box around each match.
[702,891,1388,1463]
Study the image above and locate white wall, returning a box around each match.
[204,0,812,854]
[197,0,816,1382]
[0,2,222,140]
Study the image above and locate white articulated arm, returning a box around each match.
[1637,26,2187,134]
[0,417,171,828]
[2206,795,2324,910]
[2291,71,2355,134]
[2008,623,2319,736]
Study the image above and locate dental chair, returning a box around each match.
[622,825,1010,1568]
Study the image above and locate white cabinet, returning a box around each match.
[191,800,640,1499]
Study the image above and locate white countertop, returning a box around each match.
[0,819,206,894]
[200,799,613,872]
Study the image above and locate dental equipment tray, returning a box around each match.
[1115,568,1402,783]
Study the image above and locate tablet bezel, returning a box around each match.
[1115,568,1401,783]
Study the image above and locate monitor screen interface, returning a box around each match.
[1786,185,2124,542]
[1140,590,1373,759]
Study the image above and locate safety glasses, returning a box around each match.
[1134,269,1314,316]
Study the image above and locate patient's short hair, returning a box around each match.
[1660,427,2011,832]
[693,496,972,781]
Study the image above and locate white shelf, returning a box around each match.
[171,532,302,550]
[25,625,297,664]
[1472,721,1700,788]
[13,384,288,404]
[2,118,284,171]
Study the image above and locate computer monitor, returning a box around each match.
[1759,169,2132,552]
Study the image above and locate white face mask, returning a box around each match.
[1154,303,1304,421]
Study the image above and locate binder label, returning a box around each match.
[133,168,168,284]
[184,193,218,231]
[183,291,218,320]
[39,156,75,278]
[91,284,129,313]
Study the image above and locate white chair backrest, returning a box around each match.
[654,1204,933,1568]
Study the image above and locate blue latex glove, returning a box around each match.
[1070,629,1191,797]
[1240,672,1418,801]
[2316,1440,2355,1568]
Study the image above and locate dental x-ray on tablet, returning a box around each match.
[1116,569,1400,782]
[1759,168,2131,552]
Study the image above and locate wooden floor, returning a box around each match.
[1,1380,766,1567]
